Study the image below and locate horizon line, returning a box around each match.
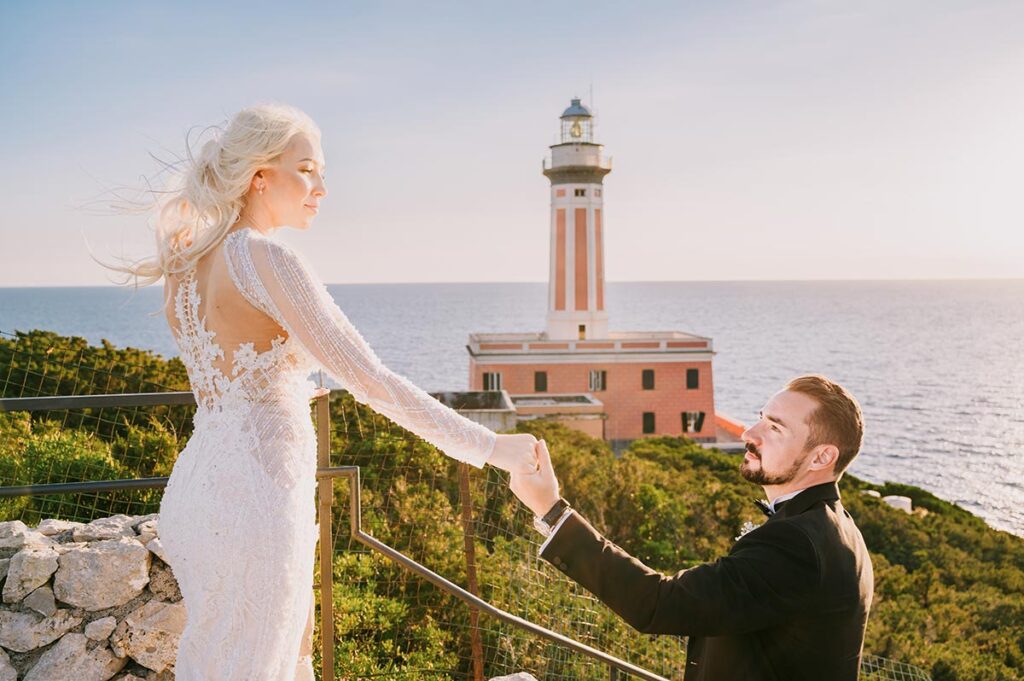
[1,276,1022,290]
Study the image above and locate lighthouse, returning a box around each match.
[543,98,611,341]
[466,98,728,449]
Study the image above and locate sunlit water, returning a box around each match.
[3,280,1022,536]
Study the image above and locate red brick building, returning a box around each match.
[467,99,721,448]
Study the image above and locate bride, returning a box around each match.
[102,104,539,680]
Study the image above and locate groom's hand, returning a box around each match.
[510,439,561,517]
[489,433,540,476]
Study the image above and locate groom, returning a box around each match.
[511,375,874,681]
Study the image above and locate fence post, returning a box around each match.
[459,463,485,681]
[316,391,335,681]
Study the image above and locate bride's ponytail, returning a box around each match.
[94,104,321,288]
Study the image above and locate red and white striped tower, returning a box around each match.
[543,98,612,341]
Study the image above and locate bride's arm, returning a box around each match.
[224,232,536,472]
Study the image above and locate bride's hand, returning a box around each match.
[488,433,540,476]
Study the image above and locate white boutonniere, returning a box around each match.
[735,520,762,541]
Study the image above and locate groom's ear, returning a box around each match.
[808,444,839,472]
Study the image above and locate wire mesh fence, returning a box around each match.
[0,328,681,679]
[313,373,686,679]
[0,329,194,525]
[0,328,932,681]
[861,655,933,681]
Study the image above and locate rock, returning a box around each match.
[53,537,151,611]
[147,560,181,602]
[0,521,29,540]
[110,618,128,658]
[490,675,540,681]
[23,632,126,680]
[85,615,118,641]
[53,542,90,555]
[108,600,186,673]
[0,528,54,560]
[73,515,137,542]
[114,675,148,681]
[144,537,169,564]
[0,608,82,652]
[882,495,913,513]
[0,647,15,681]
[24,584,58,616]
[0,557,9,581]
[3,545,60,602]
[131,513,159,530]
[135,520,158,546]
[861,489,881,498]
[36,519,86,536]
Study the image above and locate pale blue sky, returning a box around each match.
[2,0,1022,286]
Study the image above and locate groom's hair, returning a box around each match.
[786,375,864,477]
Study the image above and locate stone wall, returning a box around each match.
[0,516,184,680]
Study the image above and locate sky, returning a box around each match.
[1,0,1022,286]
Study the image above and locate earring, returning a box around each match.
[258,185,265,195]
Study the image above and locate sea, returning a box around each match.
[2,280,1022,537]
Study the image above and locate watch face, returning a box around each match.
[570,120,582,138]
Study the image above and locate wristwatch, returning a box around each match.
[533,498,571,537]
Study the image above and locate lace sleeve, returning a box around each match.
[224,230,497,468]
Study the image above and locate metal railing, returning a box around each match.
[0,388,934,681]
[0,390,668,681]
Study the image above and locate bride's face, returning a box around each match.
[253,133,327,230]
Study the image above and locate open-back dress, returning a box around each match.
[157,227,496,680]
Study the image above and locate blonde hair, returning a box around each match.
[97,103,321,287]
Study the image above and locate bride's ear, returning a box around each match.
[251,170,267,194]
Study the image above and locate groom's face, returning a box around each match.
[740,390,818,486]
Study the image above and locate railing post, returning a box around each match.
[316,390,335,681]
[459,463,485,681]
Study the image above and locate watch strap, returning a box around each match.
[542,498,571,527]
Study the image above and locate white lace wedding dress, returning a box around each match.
[157,227,496,680]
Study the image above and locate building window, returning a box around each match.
[534,371,548,392]
[595,188,602,197]
[574,188,586,197]
[578,324,586,340]
[682,411,706,434]
[483,372,502,391]
[686,368,699,390]
[642,369,655,390]
[588,369,607,392]
[643,412,656,434]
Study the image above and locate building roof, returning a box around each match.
[511,394,602,407]
[466,330,715,359]
[469,330,712,343]
[430,390,515,412]
[561,98,592,119]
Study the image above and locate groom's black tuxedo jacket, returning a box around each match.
[541,481,873,681]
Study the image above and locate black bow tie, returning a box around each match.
[754,499,789,517]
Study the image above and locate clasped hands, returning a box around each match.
[490,434,561,518]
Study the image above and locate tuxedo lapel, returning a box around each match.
[774,481,840,520]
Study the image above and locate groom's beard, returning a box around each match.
[740,443,807,486]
